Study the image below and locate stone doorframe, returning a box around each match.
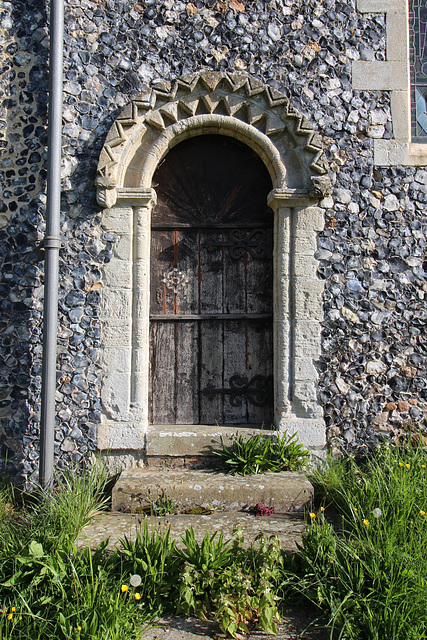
[95,72,331,457]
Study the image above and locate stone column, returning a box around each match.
[268,190,293,427]
[130,189,157,423]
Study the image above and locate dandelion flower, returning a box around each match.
[7,614,13,621]
[134,592,141,601]
[372,508,382,519]
[363,519,370,526]
[406,463,411,469]
[399,462,404,467]
[354,507,358,512]
[77,626,82,632]
[309,512,316,519]
[130,574,142,587]
[121,584,128,593]
[422,465,426,469]
[11,607,15,613]
[320,506,325,512]
[420,510,426,516]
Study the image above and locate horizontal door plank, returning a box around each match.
[150,313,273,321]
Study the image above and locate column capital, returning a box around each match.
[267,188,311,209]
[117,188,157,208]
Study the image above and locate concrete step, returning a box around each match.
[77,510,308,552]
[112,468,313,513]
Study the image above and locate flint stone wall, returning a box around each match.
[0,0,426,484]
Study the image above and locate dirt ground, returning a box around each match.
[141,608,330,640]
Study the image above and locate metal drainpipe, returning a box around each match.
[39,0,64,486]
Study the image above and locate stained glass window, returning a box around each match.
[410,0,427,140]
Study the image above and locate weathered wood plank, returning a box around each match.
[246,320,274,426]
[149,322,176,424]
[175,321,199,424]
[199,320,224,424]
[199,230,223,315]
[222,231,246,315]
[223,319,248,423]
[246,228,273,314]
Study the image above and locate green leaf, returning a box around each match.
[29,540,45,558]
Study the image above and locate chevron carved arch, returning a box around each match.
[96,71,330,208]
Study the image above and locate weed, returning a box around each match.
[115,523,180,613]
[216,431,308,475]
[176,528,282,638]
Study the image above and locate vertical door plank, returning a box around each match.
[199,230,223,314]
[176,321,199,423]
[245,228,274,314]
[222,319,248,423]
[173,229,199,316]
[245,320,274,426]
[199,231,224,424]
[222,232,246,314]
[150,230,174,316]
[149,322,176,423]
[199,320,224,424]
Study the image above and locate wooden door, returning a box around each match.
[149,135,273,426]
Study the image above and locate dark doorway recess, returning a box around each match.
[149,135,274,426]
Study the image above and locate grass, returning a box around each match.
[280,443,427,639]
[0,466,282,639]
[1,443,427,639]
[0,465,149,640]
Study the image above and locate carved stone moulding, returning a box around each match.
[96,71,331,209]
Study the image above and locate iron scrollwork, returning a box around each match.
[204,229,268,260]
[201,374,273,407]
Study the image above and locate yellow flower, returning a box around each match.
[399,462,404,467]
[134,592,141,601]
[420,510,426,516]
[320,506,325,512]
[121,584,128,593]
[354,507,358,512]
[309,512,316,519]
[406,463,411,469]
[422,465,426,469]
[11,607,15,613]
[363,519,370,526]
[77,626,82,632]
[7,614,13,621]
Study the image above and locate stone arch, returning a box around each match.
[95,72,331,458]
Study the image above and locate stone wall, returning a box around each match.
[0,0,426,483]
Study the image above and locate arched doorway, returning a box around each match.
[96,72,331,459]
[149,135,274,425]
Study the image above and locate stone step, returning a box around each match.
[112,468,313,513]
[77,511,308,553]
[145,425,278,468]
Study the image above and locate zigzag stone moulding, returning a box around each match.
[96,71,331,208]
[96,71,331,458]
